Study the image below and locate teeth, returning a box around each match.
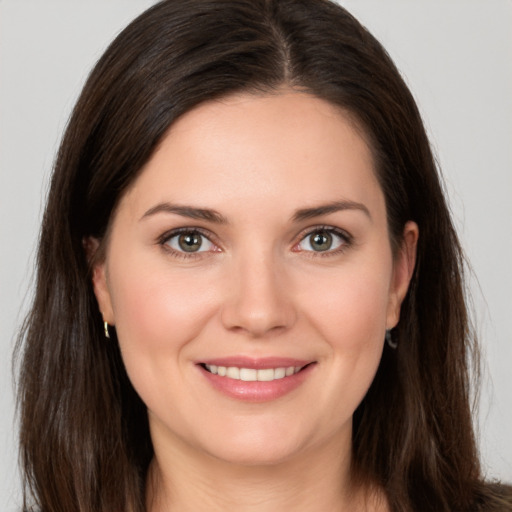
[257,368,274,382]
[239,368,257,381]
[226,367,240,379]
[274,367,286,379]
[204,365,302,381]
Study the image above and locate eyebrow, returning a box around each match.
[140,202,228,224]
[140,199,370,224]
[292,200,371,222]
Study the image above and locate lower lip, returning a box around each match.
[198,364,315,402]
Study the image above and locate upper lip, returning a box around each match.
[197,356,314,370]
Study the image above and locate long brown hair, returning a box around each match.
[15,1,511,511]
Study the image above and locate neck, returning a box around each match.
[146,427,385,512]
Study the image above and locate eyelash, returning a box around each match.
[157,225,353,260]
[157,227,220,260]
[293,225,353,257]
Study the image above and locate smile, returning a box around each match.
[204,364,303,381]
[198,359,316,402]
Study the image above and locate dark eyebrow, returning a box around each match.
[140,202,228,224]
[292,200,372,222]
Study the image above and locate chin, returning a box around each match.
[206,439,303,467]
[194,418,322,468]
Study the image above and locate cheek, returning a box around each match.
[295,260,392,419]
[301,265,392,351]
[106,256,218,376]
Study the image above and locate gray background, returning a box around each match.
[1,1,511,509]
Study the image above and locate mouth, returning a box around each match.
[197,359,316,402]
[200,363,311,382]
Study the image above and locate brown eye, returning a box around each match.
[165,230,215,254]
[309,231,333,251]
[297,228,348,253]
[178,233,202,252]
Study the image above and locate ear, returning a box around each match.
[386,221,418,329]
[83,237,115,325]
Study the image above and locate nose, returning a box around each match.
[220,251,297,338]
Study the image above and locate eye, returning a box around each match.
[164,230,216,253]
[296,228,349,253]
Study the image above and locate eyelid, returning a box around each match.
[157,227,221,256]
[292,225,353,254]
[155,224,352,258]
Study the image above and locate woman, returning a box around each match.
[15,0,511,511]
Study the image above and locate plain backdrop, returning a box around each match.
[1,1,511,510]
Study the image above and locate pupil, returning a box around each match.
[178,233,202,252]
[311,231,332,251]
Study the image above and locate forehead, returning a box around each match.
[118,90,384,223]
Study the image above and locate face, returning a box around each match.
[92,91,417,467]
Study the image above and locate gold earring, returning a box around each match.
[104,321,110,339]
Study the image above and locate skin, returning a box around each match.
[92,90,418,511]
